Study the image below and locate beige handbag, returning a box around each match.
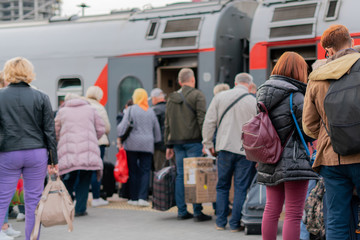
[31,176,74,240]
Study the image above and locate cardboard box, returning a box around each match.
[184,157,217,203]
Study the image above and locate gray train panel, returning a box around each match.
[107,55,154,159]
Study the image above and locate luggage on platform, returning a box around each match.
[152,161,176,211]
[241,173,266,235]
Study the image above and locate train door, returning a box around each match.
[268,45,317,76]
[155,56,198,96]
[107,55,154,162]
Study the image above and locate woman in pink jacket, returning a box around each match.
[55,93,105,217]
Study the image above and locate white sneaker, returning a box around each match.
[127,200,138,206]
[92,198,109,207]
[16,213,25,222]
[0,231,14,240]
[138,199,150,207]
[2,224,21,238]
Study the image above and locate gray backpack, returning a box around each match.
[323,59,360,156]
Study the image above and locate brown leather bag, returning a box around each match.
[31,176,74,240]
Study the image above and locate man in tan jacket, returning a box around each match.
[302,24,360,240]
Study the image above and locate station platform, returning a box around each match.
[9,195,283,240]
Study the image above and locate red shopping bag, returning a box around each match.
[114,147,129,183]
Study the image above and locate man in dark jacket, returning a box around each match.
[150,88,166,171]
[165,68,211,222]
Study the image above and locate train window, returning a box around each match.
[118,76,143,112]
[270,24,313,39]
[272,3,317,22]
[161,37,197,48]
[325,0,340,21]
[57,78,82,107]
[164,18,201,33]
[146,20,159,39]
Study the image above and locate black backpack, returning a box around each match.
[323,59,360,156]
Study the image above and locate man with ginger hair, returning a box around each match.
[302,24,360,239]
[165,68,211,222]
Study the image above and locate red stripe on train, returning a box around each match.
[250,34,360,70]
[119,47,215,57]
[94,64,108,106]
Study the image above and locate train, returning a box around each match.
[0,0,357,161]
[0,0,258,159]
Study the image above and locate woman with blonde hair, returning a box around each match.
[0,57,58,240]
[117,88,161,207]
[85,86,111,207]
[256,52,318,240]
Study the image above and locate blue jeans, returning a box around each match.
[63,170,92,214]
[126,151,152,201]
[320,163,360,240]
[173,143,203,216]
[91,145,106,199]
[300,179,317,240]
[215,151,256,229]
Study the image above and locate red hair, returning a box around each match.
[271,52,308,83]
[321,25,351,51]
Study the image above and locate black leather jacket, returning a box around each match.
[0,82,58,164]
[256,75,318,185]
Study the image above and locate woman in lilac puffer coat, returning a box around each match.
[55,93,105,217]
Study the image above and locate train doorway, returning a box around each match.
[155,56,198,96]
[269,45,317,76]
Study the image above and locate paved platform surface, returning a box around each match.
[9,196,283,240]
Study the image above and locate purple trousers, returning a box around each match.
[0,148,47,240]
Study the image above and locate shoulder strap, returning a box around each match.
[179,91,196,115]
[59,178,74,232]
[218,93,250,128]
[31,178,53,240]
[290,93,310,156]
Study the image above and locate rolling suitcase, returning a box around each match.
[241,173,266,235]
[152,161,176,211]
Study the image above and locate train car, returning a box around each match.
[250,0,360,86]
[0,0,258,161]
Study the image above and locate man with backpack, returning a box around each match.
[202,73,257,231]
[303,24,360,240]
[165,68,212,222]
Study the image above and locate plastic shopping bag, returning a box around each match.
[114,147,129,183]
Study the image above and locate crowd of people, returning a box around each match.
[0,24,359,240]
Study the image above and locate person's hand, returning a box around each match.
[202,145,215,156]
[116,137,123,149]
[166,148,174,160]
[48,164,58,175]
[209,147,215,156]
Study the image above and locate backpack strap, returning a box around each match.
[218,93,250,128]
[290,93,310,156]
[179,90,196,115]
